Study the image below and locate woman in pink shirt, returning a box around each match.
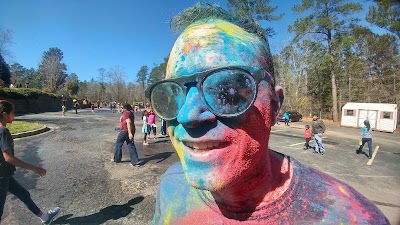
[147,109,157,139]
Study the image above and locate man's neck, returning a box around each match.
[211,151,293,210]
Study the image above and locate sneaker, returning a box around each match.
[356,150,361,154]
[133,162,142,167]
[143,142,149,146]
[43,207,61,225]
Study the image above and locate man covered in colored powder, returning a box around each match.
[146,3,389,225]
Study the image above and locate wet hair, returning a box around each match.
[364,120,371,131]
[0,100,15,118]
[123,103,132,111]
[305,125,310,129]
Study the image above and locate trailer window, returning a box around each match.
[382,112,393,119]
[345,110,354,116]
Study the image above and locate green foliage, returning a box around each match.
[9,63,41,89]
[0,53,11,86]
[227,0,283,36]
[366,0,400,38]
[289,0,363,39]
[136,65,149,88]
[288,0,363,121]
[0,87,58,99]
[66,73,79,96]
[148,57,168,85]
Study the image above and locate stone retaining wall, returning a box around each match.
[2,95,69,115]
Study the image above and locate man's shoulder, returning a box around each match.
[294,159,387,222]
[159,162,189,189]
[161,162,185,181]
[158,162,191,198]
[0,127,10,136]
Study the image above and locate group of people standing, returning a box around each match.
[141,109,167,145]
[302,114,373,159]
[113,103,168,168]
[303,115,326,154]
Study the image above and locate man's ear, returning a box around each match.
[272,86,284,119]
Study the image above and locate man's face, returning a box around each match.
[166,19,278,191]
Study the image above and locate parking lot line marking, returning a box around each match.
[367,146,380,166]
[325,173,399,178]
[289,140,314,147]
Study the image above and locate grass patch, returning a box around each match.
[7,121,44,134]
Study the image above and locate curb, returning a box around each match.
[11,126,51,139]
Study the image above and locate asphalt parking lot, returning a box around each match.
[3,109,399,224]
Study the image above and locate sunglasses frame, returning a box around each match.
[145,66,272,120]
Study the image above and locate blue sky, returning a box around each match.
[0,0,380,82]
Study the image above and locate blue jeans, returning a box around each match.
[313,134,325,153]
[0,175,41,218]
[359,138,373,157]
[114,131,139,164]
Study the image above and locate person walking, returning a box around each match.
[113,103,140,167]
[61,97,67,116]
[303,125,312,150]
[283,112,290,126]
[275,113,280,125]
[0,100,60,224]
[356,120,373,159]
[311,115,326,155]
[73,101,79,114]
[142,110,150,146]
[147,109,157,139]
[160,119,167,136]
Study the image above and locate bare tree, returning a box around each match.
[38,47,67,92]
[106,65,126,103]
[0,26,13,59]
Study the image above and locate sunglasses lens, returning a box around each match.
[202,70,256,116]
[150,82,185,120]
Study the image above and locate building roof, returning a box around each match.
[342,102,397,111]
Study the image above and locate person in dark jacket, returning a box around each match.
[311,114,326,154]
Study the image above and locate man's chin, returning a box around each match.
[185,174,229,192]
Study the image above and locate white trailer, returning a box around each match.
[341,102,398,133]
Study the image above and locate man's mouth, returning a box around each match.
[182,141,229,151]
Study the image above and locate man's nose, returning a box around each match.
[177,87,216,128]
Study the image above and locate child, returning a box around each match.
[91,103,95,113]
[142,110,149,145]
[0,100,60,224]
[303,124,312,150]
[147,109,157,139]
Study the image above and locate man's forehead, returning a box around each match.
[166,19,267,78]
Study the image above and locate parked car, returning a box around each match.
[277,111,303,122]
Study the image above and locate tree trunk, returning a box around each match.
[328,36,339,122]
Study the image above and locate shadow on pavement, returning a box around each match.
[53,196,144,225]
[139,152,175,165]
